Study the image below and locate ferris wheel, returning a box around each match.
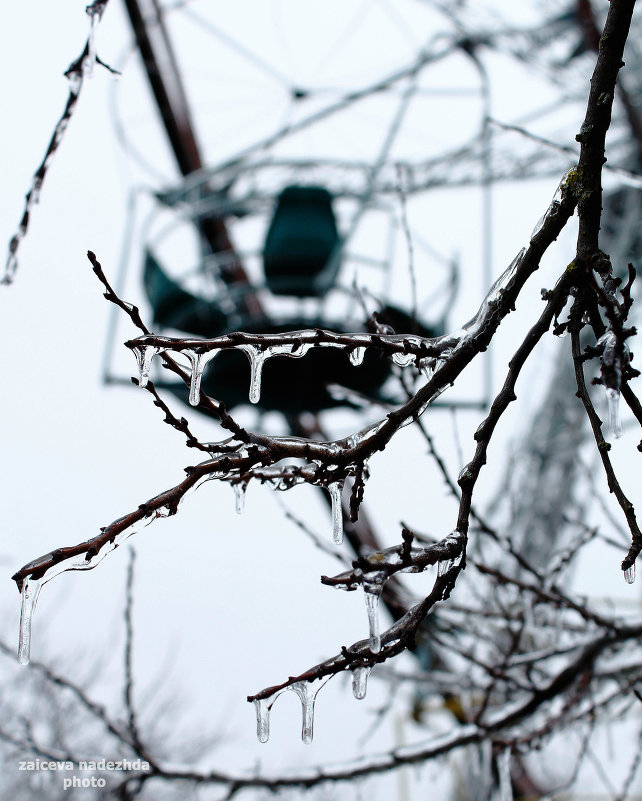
[102,0,579,416]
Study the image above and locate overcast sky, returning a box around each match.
[1,2,639,797]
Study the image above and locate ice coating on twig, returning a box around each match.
[352,666,371,700]
[15,473,217,663]
[460,248,525,340]
[606,388,622,438]
[438,558,454,577]
[18,577,42,665]
[328,482,344,545]
[530,171,567,239]
[624,564,636,585]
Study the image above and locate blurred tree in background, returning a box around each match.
[2,1,642,799]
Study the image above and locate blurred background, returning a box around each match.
[1,1,641,798]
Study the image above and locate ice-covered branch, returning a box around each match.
[3,3,111,285]
[570,325,642,578]
[12,164,576,682]
[321,528,464,590]
[132,624,642,792]
[88,251,251,443]
[454,264,577,552]
[246,565,461,742]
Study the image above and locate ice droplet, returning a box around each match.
[352,666,371,700]
[364,588,382,654]
[624,564,636,585]
[133,345,160,388]
[606,388,622,438]
[254,698,271,743]
[287,680,324,744]
[328,482,344,545]
[18,578,43,665]
[349,347,366,366]
[233,482,246,515]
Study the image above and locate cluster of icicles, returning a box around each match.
[128,245,530,414]
[253,668,371,745]
[130,329,453,410]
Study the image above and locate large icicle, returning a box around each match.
[254,697,272,743]
[328,482,344,545]
[458,248,525,342]
[237,345,267,404]
[287,678,328,744]
[363,585,383,654]
[18,577,42,665]
[183,349,218,406]
[132,344,162,388]
[606,388,622,439]
[233,482,246,515]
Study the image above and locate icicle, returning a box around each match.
[132,345,160,388]
[349,347,366,366]
[328,482,344,545]
[606,388,622,438]
[498,748,513,801]
[624,564,636,585]
[287,680,324,744]
[238,346,267,404]
[184,350,217,406]
[233,482,246,515]
[254,698,271,743]
[249,350,266,404]
[352,666,371,700]
[18,577,42,665]
[364,587,382,654]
